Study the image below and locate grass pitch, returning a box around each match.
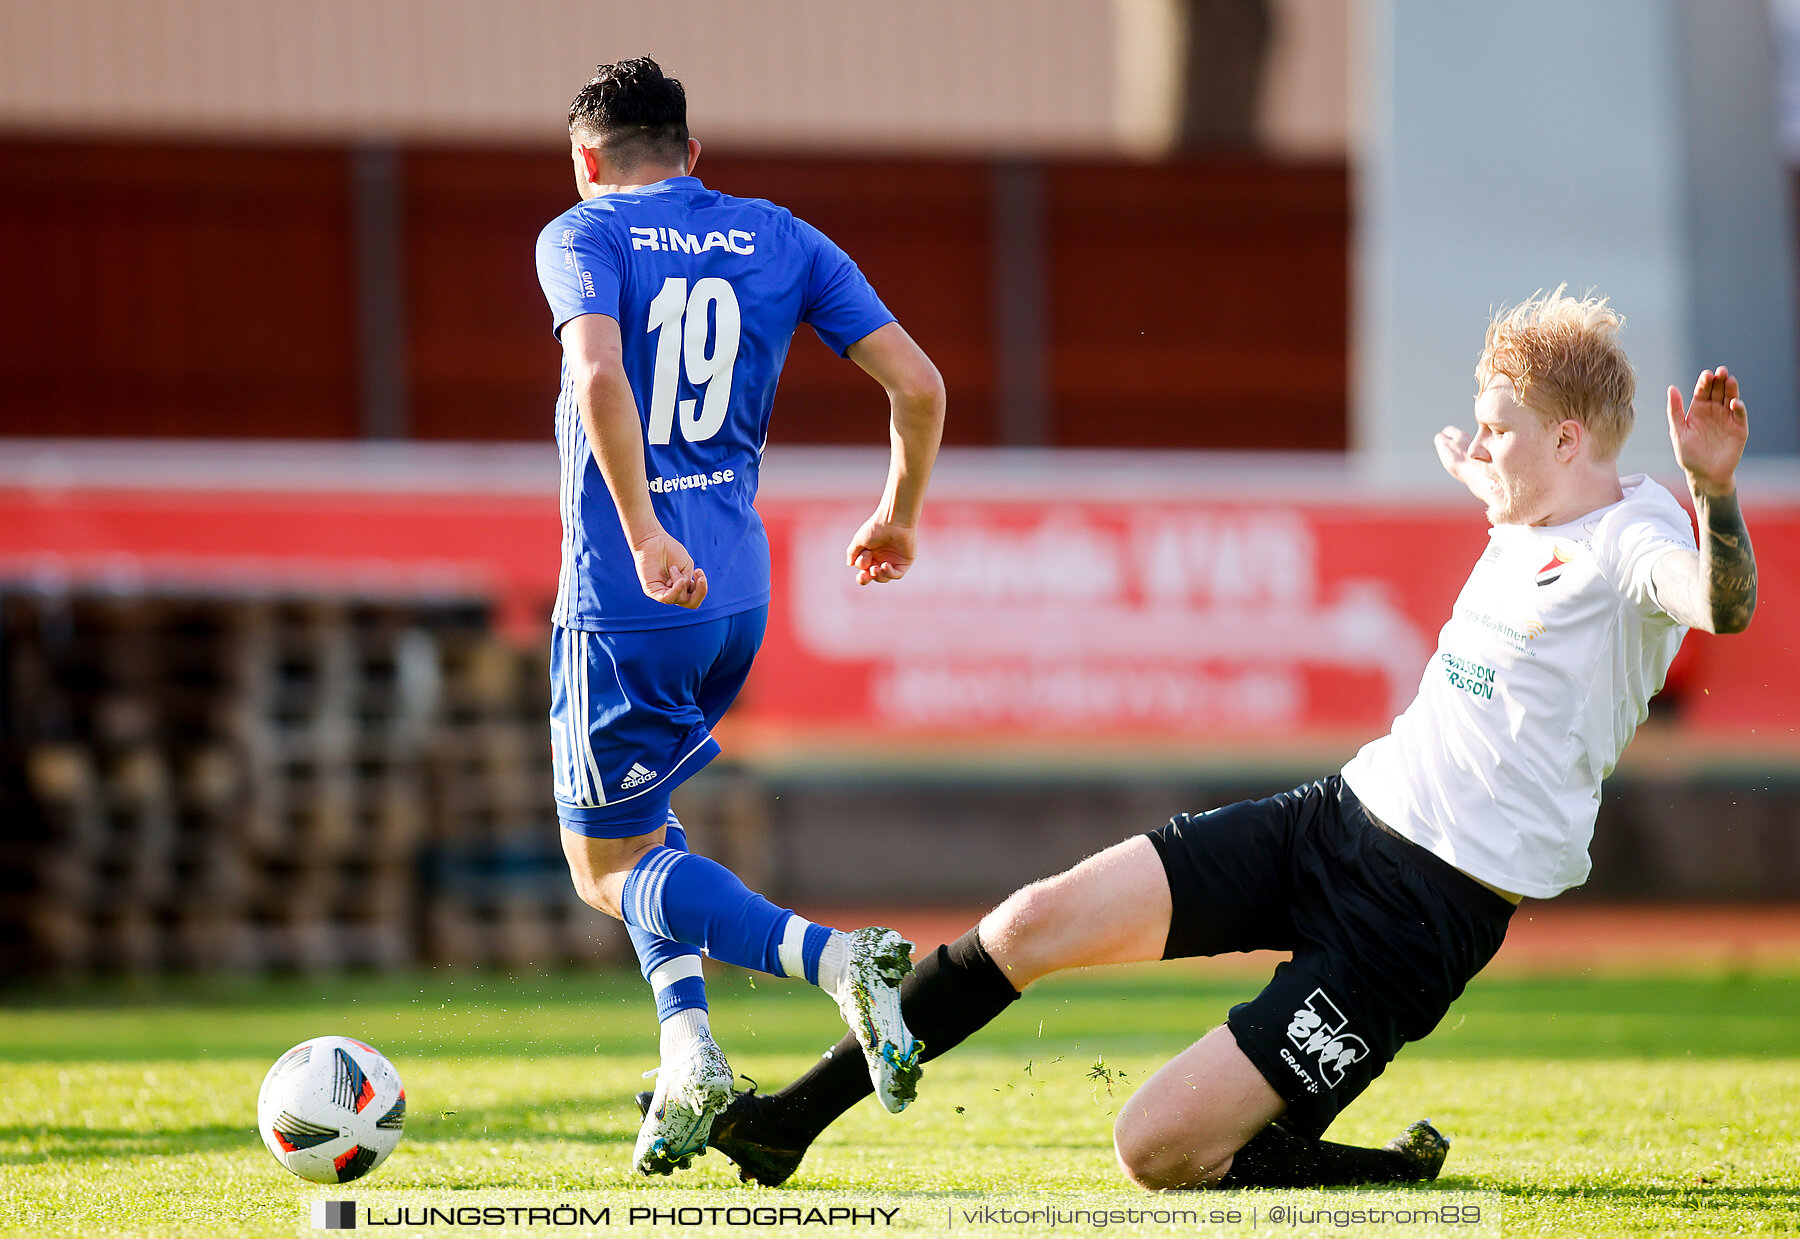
[2,966,1797,1236]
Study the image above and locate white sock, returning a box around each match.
[659,1006,711,1061]
[813,930,850,996]
[776,915,811,980]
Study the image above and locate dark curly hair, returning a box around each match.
[567,56,689,171]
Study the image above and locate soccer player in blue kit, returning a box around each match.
[533,57,947,1175]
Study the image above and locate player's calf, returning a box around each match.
[571,827,927,1113]
[677,925,1024,1180]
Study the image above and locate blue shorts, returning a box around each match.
[549,606,767,839]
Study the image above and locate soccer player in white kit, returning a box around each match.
[676,290,1760,1189]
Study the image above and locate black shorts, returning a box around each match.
[1145,775,1514,1138]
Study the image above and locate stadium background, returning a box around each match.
[0,0,1797,983]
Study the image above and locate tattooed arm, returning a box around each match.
[1650,367,1757,635]
[1654,490,1757,634]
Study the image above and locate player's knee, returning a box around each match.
[982,880,1052,940]
[561,852,629,918]
[1113,1106,1231,1191]
[977,879,1066,983]
[560,830,655,919]
[564,862,611,915]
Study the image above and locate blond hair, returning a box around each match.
[1475,286,1637,459]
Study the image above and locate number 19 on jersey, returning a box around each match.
[646,277,741,446]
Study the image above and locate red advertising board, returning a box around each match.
[1,447,1794,769]
[741,496,1799,766]
[751,499,1484,744]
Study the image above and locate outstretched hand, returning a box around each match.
[1434,425,1492,502]
[1668,366,1749,499]
[630,530,708,608]
[845,516,917,585]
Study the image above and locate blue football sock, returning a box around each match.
[628,818,708,1022]
[619,843,806,978]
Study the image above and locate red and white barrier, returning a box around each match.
[2,443,1793,769]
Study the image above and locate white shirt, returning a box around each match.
[1341,475,1696,899]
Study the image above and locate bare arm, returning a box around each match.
[1650,367,1756,634]
[842,322,947,585]
[561,312,706,608]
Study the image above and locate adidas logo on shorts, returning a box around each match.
[620,762,658,791]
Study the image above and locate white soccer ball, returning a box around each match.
[257,1036,405,1183]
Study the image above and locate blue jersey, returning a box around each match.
[535,176,895,630]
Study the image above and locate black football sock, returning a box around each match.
[766,926,1023,1143]
[1217,1121,1418,1188]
